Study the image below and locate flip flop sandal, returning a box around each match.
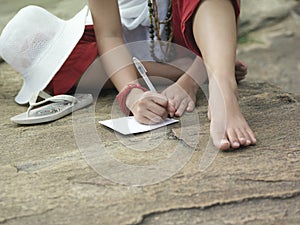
[11,91,93,125]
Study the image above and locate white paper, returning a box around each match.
[99,116,178,135]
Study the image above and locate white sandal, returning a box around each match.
[11,91,93,125]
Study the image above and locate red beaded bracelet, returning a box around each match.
[116,83,148,115]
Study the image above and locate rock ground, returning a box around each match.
[0,1,299,225]
[238,4,300,94]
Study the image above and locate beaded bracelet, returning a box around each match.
[116,83,148,115]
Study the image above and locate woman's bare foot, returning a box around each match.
[208,60,248,118]
[208,78,256,150]
[235,60,248,82]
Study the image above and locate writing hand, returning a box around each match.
[127,90,169,124]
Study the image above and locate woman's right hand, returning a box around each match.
[126,88,170,124]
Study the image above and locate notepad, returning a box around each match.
[99,116,179,135]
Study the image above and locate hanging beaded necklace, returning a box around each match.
[148,0,174,63]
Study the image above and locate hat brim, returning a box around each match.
[15,6,89,104]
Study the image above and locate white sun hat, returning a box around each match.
[0,5,89,104]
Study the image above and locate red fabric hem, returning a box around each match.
[172,0,240,57]
[45,25,98,95]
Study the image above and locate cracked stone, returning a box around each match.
[0,1,300,225]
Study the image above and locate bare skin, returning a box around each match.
[159,59,247,117]
[88,0,170,124]
[194,0,256,150]
[162,0,256,150]
[80,56,247,119]
[87,0,255,150]
[235,60,248,82]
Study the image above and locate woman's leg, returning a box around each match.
[192,0,256,150]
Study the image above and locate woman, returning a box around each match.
[0,0,255,150]
[86,0,256,150]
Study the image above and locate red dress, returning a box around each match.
[46,0,240,95]
[172,0,240,56]
[45,25,98,95]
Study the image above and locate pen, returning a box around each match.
[132,57,157,92]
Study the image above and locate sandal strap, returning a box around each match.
[26,91,78,116]
[38,91,53,100]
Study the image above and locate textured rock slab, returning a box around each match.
[239,0,299,34]
[238,13,300,94]
[0,57,299,225]
[0,0,299,224]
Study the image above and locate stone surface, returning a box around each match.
[0,1,300,225]
[239,0,299,35]
[0,66,299,224]
[238,2,300,94]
